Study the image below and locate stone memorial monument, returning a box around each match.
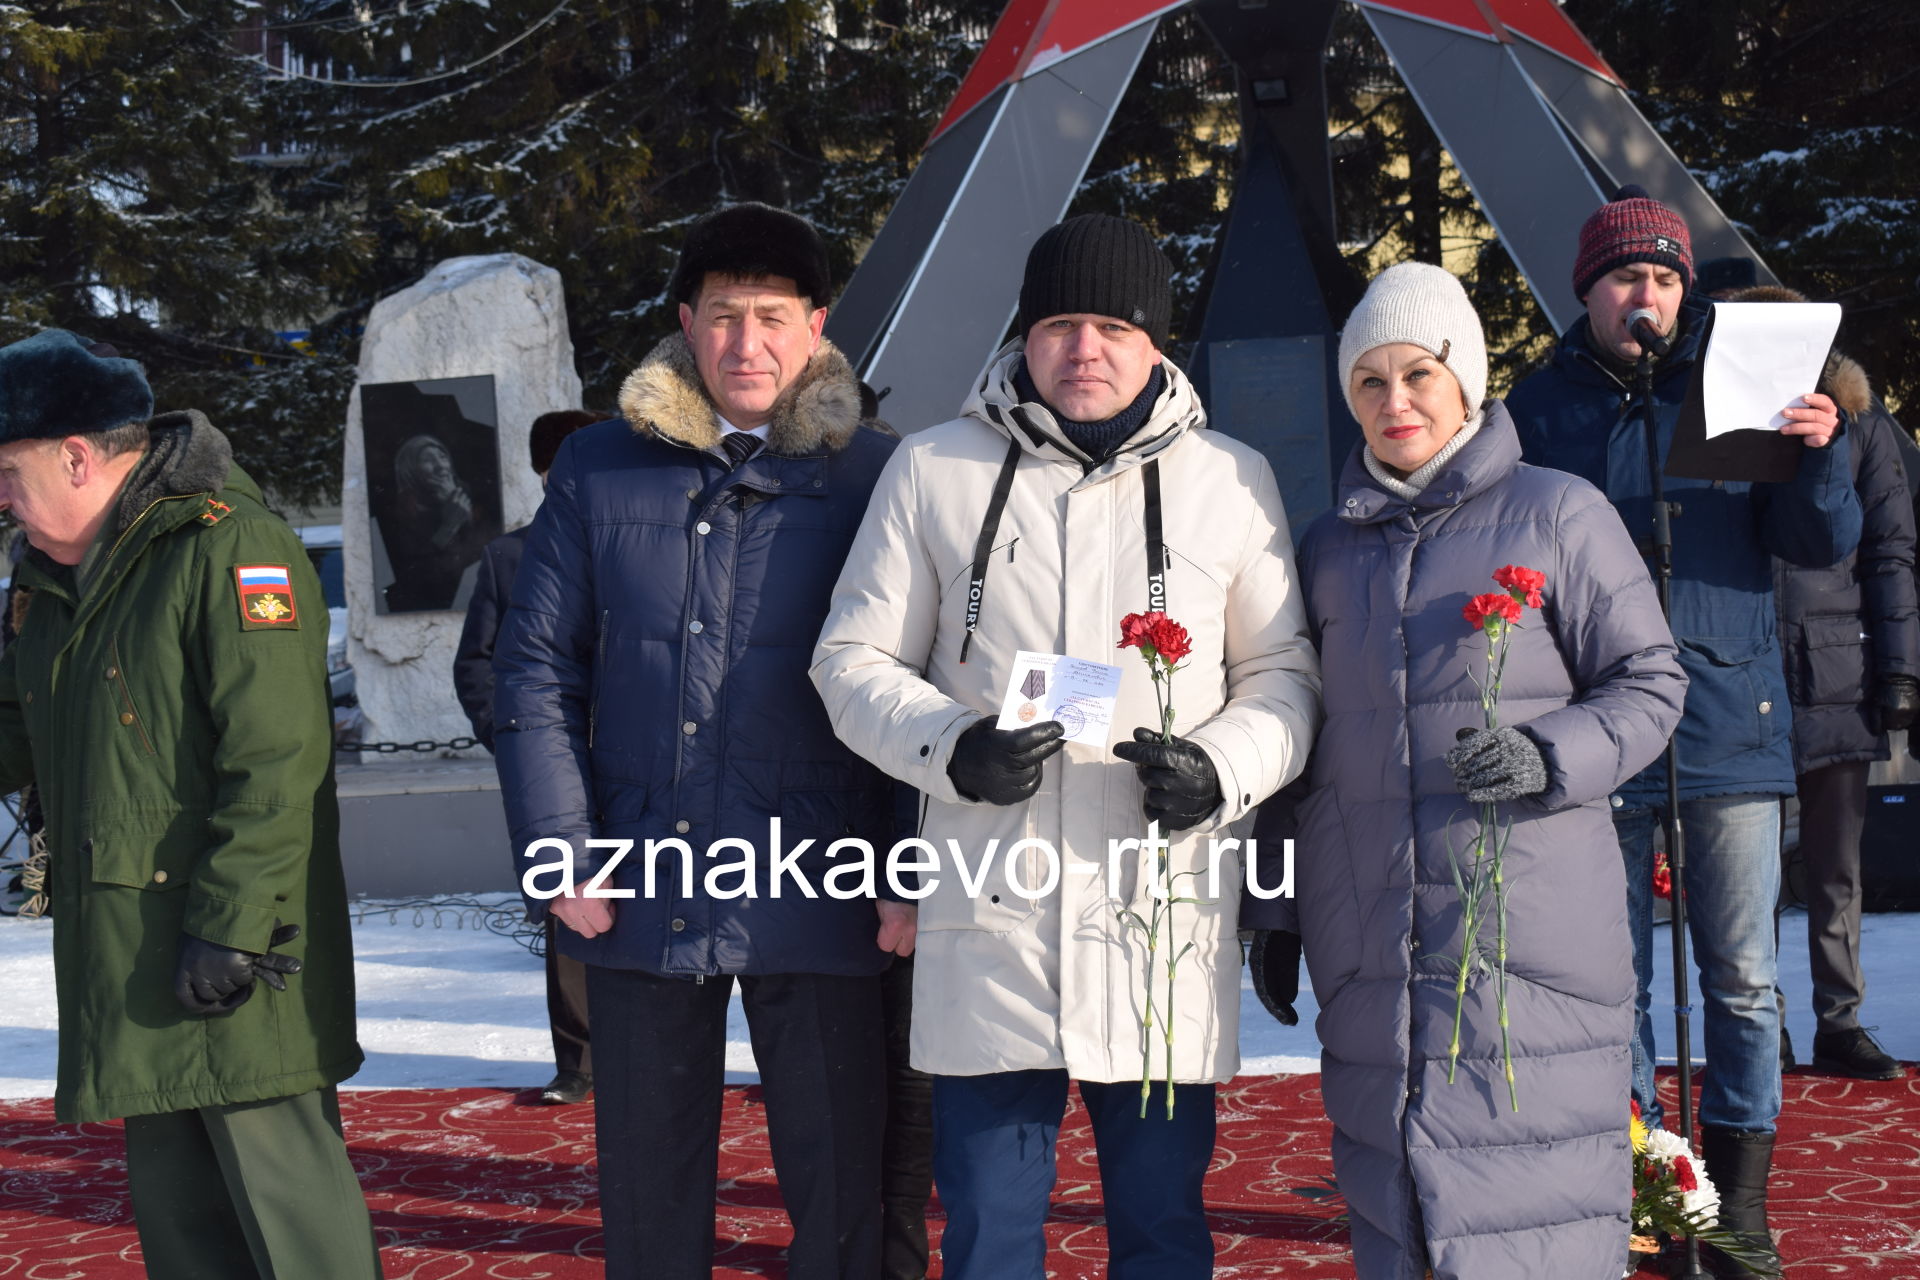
[336,254,583,895]
[342,253,582,751]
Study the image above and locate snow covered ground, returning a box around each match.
[2,899,1915,1096]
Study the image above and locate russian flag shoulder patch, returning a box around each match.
[234,564,300,630]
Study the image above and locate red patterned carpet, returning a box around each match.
[2,1068,1915,1278]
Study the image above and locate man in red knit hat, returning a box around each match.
[1507,184,1861,1279]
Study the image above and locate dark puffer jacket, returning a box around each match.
[1767,338,1920,773]
[492,334,899,976]
[452,526,525,752]
[1255,406,1686,1280]
[1507,293,1862,804]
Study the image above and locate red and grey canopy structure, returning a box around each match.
[827,0,1771,522]
[828,0,1183,437]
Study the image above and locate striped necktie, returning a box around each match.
[721,432,762,468]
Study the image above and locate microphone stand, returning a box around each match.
[1636,348,1708,1280]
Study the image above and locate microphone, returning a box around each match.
[1626,308,1671,358]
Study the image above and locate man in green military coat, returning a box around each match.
[0,330,382,1279]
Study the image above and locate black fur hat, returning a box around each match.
[528,408,600,474]
[668,203,832,309]
[0,329,154,445]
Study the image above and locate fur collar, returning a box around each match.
[1822,348,1873,419]
[617,332,864,455]
[112,409,233,538]
[1724,284,1872,417]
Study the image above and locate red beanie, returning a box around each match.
[1572,184,1693,300]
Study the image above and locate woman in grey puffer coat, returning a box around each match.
[1247,263,1689,1279]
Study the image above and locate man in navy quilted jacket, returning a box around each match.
[492,204,911,1280]
[1508,187,1861,1279]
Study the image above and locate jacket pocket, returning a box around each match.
[108,635,157,757]
[588,609,609,748]
[1676,636,1783,757]
[1159,543,1230,628]
[1797,614,1871,707]
[913,799,1041,934]
[85,814,194,892]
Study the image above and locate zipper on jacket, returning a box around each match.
[588,609,609,748]
[58,494,197,650]
[102,495,182,566]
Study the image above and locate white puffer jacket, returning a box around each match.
[812,344,1321,1081]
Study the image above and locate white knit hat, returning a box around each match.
[1337,261,1487,421]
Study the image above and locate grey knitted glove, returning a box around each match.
[1445,726,1548,803]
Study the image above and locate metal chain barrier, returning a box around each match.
[352,894,544,956]
[337,737,481,754]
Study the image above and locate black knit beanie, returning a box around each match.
[1019,214,1173,350]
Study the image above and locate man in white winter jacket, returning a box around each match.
[812,214,1321,1280]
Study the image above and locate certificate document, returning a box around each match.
[995,650,1124,748]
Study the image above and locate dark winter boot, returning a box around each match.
[1811,1027,1903,1080]
[1699,1126,1781,1279]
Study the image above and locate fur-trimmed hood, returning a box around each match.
[1725,284,1872,417]
[617,332,865,455]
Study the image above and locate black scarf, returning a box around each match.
[1013,363,1166,463]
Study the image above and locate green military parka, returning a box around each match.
[0,411,362,1122]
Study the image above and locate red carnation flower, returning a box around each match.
[1463,592,1523,631]
[1118,611,1157,651]
[1630,1099,1641,1120]
[1653,852,1673,901]
[1493,564,1547,609]
[1118,611,1191,667]
[1673,1154,1699,1193]
[1146,616,1192,666]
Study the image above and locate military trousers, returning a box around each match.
[122,1085,384,1280]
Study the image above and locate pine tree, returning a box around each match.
[1562,0,1920,412]
[1322,6,1557,395]
[274,0,1006,420]
[1064,12,1240,350]
[0,2,364,508]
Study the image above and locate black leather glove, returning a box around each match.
[1445,726,1548,803]
[1873,674,1920,734]
[1248,929,1301,1026]
[1112,728,1223,831]
[947,718,1065,806]
[174,921,303,1016]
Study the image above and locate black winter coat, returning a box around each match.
[493,334,900,977]
[452,526,525,752]
[1773,351,1920,772]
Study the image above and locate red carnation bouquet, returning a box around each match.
[1116,609,1200,1118]
[1118,610,1193,738]
[1447,565,1547,1110]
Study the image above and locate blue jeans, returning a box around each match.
[1615,796,1782,1132]
[931,1070,1216,1280]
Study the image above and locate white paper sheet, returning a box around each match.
[995,650,1123,748]
[1703,301,1842,440]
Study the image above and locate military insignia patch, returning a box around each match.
[198,497,234,526]
[235,565,300,630]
